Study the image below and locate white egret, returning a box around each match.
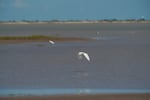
[78,51,90,61]
[48,40,55,44]
[96,32,100,35]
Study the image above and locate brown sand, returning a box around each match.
[0,94,150,100]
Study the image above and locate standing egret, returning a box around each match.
[49,40,55,44]
[78,51,90,61]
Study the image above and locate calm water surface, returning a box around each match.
[0,23,150,95]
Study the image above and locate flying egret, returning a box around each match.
[78,51,90,61]
[48,40,55,44]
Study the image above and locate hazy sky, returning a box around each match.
[0,0,150,21]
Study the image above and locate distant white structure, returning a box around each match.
[78,52,90,61]
[48,40,55,44]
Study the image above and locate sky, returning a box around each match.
[0,0,150,21]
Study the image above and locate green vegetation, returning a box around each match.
[0,35,55,40]
[0,35,89,41]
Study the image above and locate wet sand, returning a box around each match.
[1,94,150,100]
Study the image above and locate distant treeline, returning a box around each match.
[0,18,149,23]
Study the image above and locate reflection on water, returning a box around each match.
[1,89,150,96]
[0,39,150,95]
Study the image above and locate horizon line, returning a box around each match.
[0,18,150,22]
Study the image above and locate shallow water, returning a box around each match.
[0,23,150,95]
[0,23,150,38]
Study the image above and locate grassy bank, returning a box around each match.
[0,35,90,44]
[0,35,62,40]
[0,35,52,40]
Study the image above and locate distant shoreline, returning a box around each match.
[1,20,150,24]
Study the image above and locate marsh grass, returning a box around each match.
[0,35,55,40]
[0,35,90,41]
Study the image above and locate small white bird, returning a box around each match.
[96,32,100,35]
[78,51,90,61]
[49,40,55,44]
